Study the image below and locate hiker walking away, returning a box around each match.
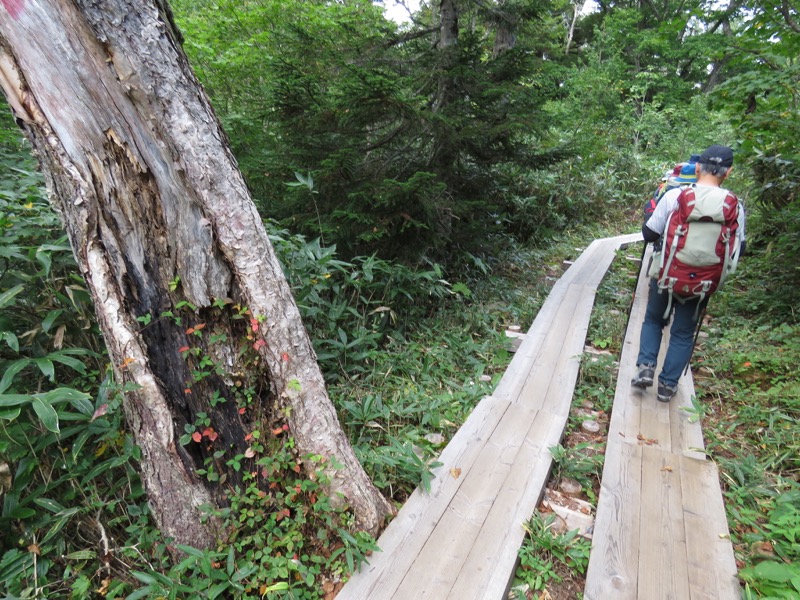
[632,145,746,402]
[642,154,701,224]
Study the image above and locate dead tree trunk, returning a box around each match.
[0,0,391,548]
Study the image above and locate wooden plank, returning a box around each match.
[512,240,619,409]
[493,285,576,403]
[604,244,651,452]
[513,284,583,408]
[342,233,656,600]
[494,234,638,404]
[446,280,610,597]
[680,456,740,600]
[670,371,707,460]
[637,386,672,452]
[451,411,566,599]
[336,397,513,600]
[574,236,639,289]
[637,445,690,600]
[390,402,540,599]
[585,441,643,600]
[539,288,598,418]
[584,242,651,600]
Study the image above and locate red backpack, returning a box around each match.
[655,185,740,310]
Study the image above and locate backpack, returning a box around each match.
[643,175,672,222]
[643,161,699,222]
[654,185,741,314]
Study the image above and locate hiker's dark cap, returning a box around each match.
[699,145,734,168]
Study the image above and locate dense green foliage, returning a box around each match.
[170,0,580,259]
[1,0,799,597]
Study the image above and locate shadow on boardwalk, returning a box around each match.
[337,234,738,600]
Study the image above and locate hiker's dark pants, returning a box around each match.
[636,278,704,388]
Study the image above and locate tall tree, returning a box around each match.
[0,0,391,547]
[171,0,565,258]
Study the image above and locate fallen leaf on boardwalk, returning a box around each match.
[636,433,658,445]
[450,467,462,479]
[719,533,731,540]
[661,466,673,472]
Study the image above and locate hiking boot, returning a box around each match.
[631,365,655,389]
[657,382,678,403]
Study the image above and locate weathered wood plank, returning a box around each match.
[670,373,707,460]
[637,389,673,452]
[513,284,584,408]
[336,397,513,600]
[585,441,643,600]
[680,456,740,599]
[391,402,540,599]
[339,233,725,600]
[450,411,564,599]
[532,288,599,420]
[587,239,737,600]
[637,445,690,600]
[494,234,639,404]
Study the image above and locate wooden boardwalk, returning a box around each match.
[337,235,738,600]
[584,245,739,599]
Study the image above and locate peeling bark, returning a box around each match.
[0,0,391,546]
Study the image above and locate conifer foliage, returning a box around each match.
[173,0,563,259]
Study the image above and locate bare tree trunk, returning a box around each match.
[565,2,581,55]
[430,0,459,172]
[0,0,391,547]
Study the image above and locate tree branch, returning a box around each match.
[383,25,440,49]
[780,0,800,33]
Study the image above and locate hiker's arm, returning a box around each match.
[643,187,681,243]
[642,223,661,243]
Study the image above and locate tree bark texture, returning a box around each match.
[430,0,459,173]
[0,0,391,547]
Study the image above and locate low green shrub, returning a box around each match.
[512,513,591,594]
